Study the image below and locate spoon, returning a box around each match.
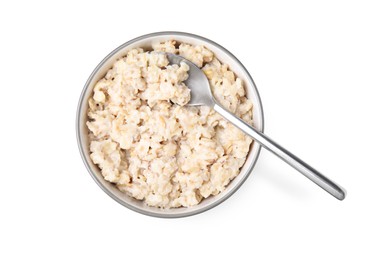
[166,52,346,200]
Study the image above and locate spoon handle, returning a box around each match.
[213,103,346,200]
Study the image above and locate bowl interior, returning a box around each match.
[77,32,264,217]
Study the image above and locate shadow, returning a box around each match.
[253,156,312,200]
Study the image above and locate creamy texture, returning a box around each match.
[87,41,253,208]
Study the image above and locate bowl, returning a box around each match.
[76,31,264,218]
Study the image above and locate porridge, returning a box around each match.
[86,41,253,208]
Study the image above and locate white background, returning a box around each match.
[1,0,389,259]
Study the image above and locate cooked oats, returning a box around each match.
[87,41,253,208]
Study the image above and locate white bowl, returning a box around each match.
[76,32,264,218]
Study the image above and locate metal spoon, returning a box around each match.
[166,53,346,200]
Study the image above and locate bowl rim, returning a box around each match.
[76,31,265,218]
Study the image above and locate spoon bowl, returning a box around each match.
[166,53,215,107]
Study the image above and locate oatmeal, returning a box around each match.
[87,41,253,208]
